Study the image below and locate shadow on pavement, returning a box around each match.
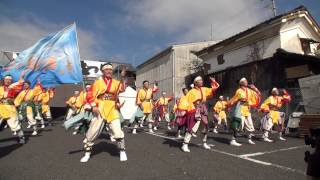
[0,143,22,159]
[92,141,119,157]
[208,136,230,145]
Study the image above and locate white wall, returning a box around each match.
[204,35,280,74]
[280,16,320,54]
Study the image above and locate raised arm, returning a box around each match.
[260,97,271,113]
[281,89,291,104]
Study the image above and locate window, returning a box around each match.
[217,54,225,65]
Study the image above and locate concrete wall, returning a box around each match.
[136,51,173,98]
[173,42,215,97]
[136,42,215,99]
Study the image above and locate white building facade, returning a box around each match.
[196,6,320,74]
[136,41,215,98]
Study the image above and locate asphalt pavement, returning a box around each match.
[0,119,310,180]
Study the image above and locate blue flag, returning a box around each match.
[1,24,83,87]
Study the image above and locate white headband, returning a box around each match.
[194,76,202,82]
[101,64,113,70]
[272,87,278,92]
[239,77,247,83]
[4,76,13,80]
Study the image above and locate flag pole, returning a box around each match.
[74,22,86,91]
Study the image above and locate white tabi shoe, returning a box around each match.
[27,124,32,129]
[177,134,182,139]
[148,129,154,133]
[248,139,255,145]
[153,126,158,131]
[13,131,17,136]
[181,144,190,153]
[139,123,144,128]
[120,151,128,162]
[132,129,137,134]
[230,140,242,146]
[32,130,38,136]
[213,129,218,134]
[263,137,274,142]
[167,126,172,130]
[110,136,116,142]
[72,131,78,135]
[203,143,211,150]
[80,152,91,163]
[41,124,45,129]
[279,136,286,141]
[191,133,197,137]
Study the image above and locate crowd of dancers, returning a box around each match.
[0,62,291,163]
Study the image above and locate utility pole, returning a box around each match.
[271,0,276,17]
[210,24,214,41]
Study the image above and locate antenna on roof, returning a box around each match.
[262,0,277,17]
[210,24,214,41]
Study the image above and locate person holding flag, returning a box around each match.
[0,75,25,144]
[33,87,55,129]
[228,77,261,146]
[14,80,43,136]
[80,63,128,162]
[181,76,219,153]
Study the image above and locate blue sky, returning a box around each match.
[0,0,319,66]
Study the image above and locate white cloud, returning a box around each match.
[125,0,273,43]
[0,14,100,59]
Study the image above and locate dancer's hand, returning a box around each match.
[209,76,215,82]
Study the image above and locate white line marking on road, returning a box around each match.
[145,132,306,176]
[239,145,307,158]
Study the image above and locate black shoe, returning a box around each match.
[18,137,26,144]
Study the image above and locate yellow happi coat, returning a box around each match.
[185,80,219,113]
[136,87,158,114]
[157,97,172,106]
[260,93,291,124]
[14,83,43,115]
[66,93,84,110]
[0,81,23,119]
[90,77,125,123]
[229,87,260,117]
[156,97,172,113]
[177,95,189,112]
[185,87,213,112]
[214,100,228,119]
[76,91,87,111]
[34,90,54,114]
